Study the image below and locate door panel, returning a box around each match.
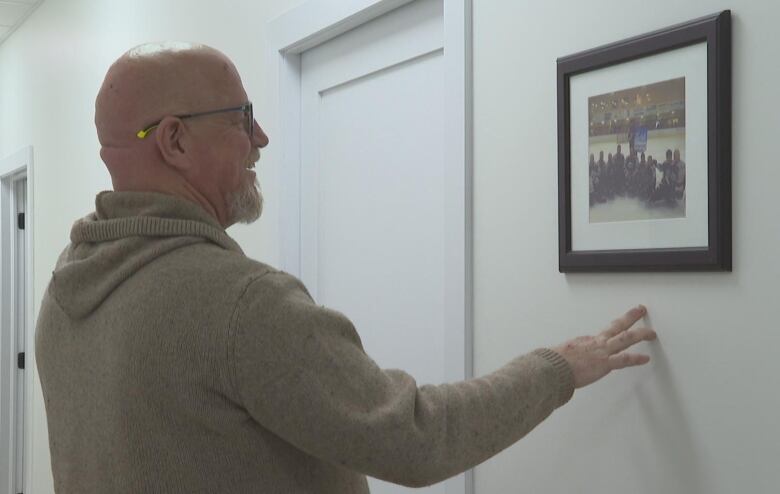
[300,1,451,492]
[317,52,445,383]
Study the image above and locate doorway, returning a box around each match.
[269,1,473,492]
[0,147,33,494]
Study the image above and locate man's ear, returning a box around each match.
[155,116,190,171]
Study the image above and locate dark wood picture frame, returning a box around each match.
[557,10,731,272]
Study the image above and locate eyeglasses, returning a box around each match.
[136,102,253,139]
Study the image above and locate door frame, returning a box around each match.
[0,146,34,494]
[267,1,473,492]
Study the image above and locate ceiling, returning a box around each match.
[0,0,43,46]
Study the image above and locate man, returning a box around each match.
[637,152,653,201]
[589,153,597,206]
[625,150,638,197]
[673,148,686,200]
[627,118,648,157]
[594,150,607,203]
[35,43,657,493]
[612,144,626,196]
[603,152,613,200]
[655,149,677,204]
[597,149,606,171]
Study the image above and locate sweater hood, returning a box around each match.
[50,190,244,320]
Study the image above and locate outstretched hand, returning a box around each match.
[552,305,657,389]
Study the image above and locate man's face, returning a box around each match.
[184,80,269,226]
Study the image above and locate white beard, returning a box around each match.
[227,174,263,225]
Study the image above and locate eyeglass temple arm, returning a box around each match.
[137,104,250,139]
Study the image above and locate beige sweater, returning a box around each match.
[35,190,575,493]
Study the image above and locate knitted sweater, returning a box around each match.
[35,190,575,493]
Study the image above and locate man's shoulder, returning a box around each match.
[151,240,283,294]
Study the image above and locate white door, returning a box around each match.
[13,177,26,494]
[0,172,27,494]
[299,1,454,492]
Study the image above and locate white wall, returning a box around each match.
[472,1,779,493]
[0,1,304,492]
[1,0,778,493]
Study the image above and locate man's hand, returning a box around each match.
[552,305,657,389]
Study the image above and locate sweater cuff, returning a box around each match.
[532,348,575,407]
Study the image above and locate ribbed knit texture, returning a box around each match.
[35,190,575,493]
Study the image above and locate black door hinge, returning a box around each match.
[17,352,25,369]
[17,212,25,230]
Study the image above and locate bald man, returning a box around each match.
[94,42,268,226]
[35,43,656,493]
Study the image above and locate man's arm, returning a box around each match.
[229,271,654,487]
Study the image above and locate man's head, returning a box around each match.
[666,149,673,160]
[95,42,269,228]
[616,144,622,154]
[673,149,681,161]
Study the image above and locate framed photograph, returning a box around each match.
[557,11,731,272]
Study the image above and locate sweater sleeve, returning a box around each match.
[229,271,574,488]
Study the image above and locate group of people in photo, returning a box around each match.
[589,144,686,208]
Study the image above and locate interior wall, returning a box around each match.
[1,0,778,493]
[0,1,303,492]
[472,1,778,493]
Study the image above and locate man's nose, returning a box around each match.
[252,119,269,148]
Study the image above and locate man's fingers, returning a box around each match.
[607,327,657,354]
[601,305,647,338]
[608,352,651,370]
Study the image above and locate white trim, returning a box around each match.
[268,0,416,54]
[268,1,473,492]
[442,2,473,492]
[0,146,34,494]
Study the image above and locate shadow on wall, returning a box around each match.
[635,341,708,494]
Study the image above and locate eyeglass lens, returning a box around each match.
[246,105,254,138]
